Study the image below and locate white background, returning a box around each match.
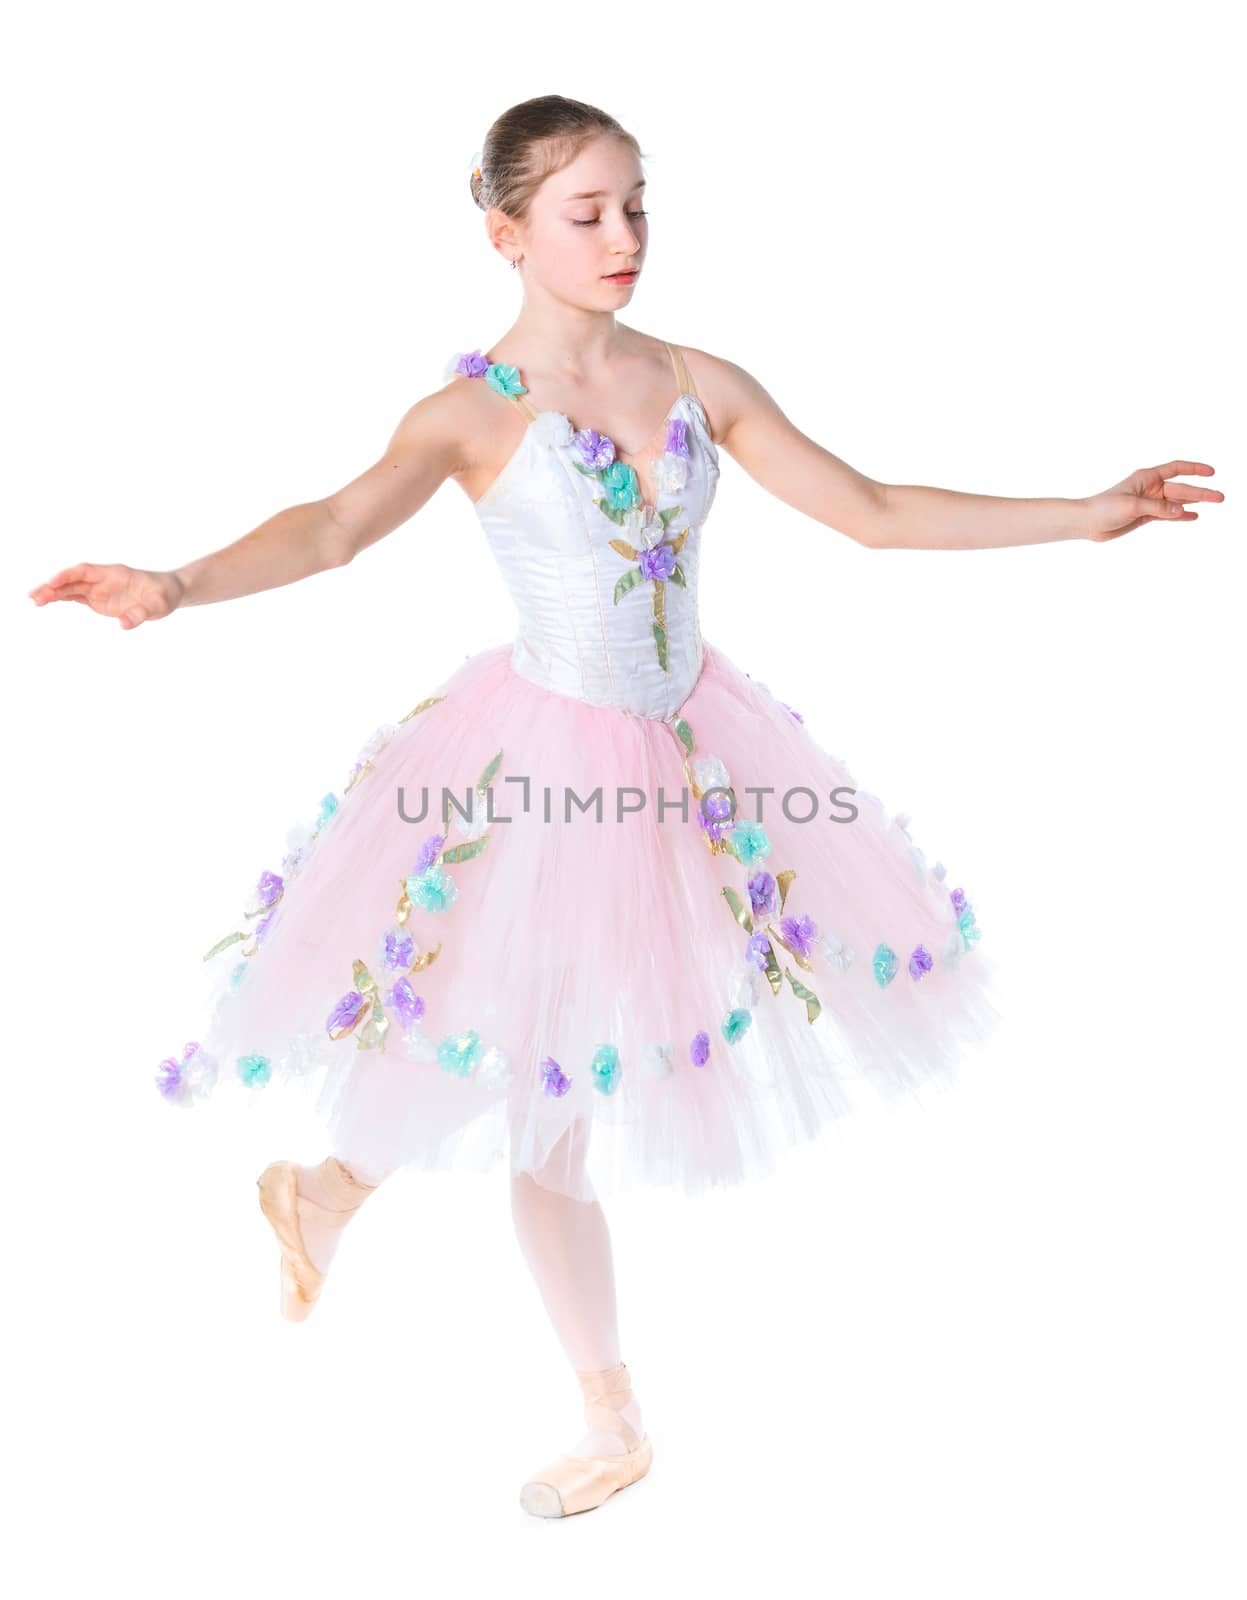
[6,1,1243,1594]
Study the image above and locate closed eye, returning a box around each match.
[572,210,649,226]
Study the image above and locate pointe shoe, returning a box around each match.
[519,1361,653,1518]
[256,1158,377,1322]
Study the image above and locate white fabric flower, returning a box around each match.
[942,927,964,968]
[732,960,765,1007]
[532,410,573,447]
[476,1045,512,1088]
[652,453,690,495]
[621,504,666,547]
[452,798,492,842]
[281,819,317,879]
[820,934,855,973]
[402,1027,437,1061]
[692,753,731,794]
[641,1040,674,1079]
[443,352,467,383]
[358,723,397,761]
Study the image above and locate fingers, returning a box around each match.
[1163,480,1224,505]
[28,563,100,598]
[1136,497,1190,519]
[31,582,93,604]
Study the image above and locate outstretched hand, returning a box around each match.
[1084,461,1223,542]
[27,563,184,630]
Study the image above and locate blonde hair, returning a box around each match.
[470,94,644,222]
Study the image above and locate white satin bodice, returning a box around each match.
[469,378,721,721]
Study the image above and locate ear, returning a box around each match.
[486,207,521,262]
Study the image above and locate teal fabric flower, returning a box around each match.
[601,459,640,510]
[484,362,527,399]
[590,1043,621,1094]
[721,1007,753,1045]
[872,943,898,986]
[406,864,458,913]
[437,1029,483,1077]
[727,818,771,866]
[236,1051,272,1087]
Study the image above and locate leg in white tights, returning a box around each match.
[510,1130,643,1456]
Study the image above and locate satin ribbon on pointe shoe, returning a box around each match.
[255,1158,378,1322]
[519,1361,654,1517]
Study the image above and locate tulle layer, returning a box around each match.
[156,639,1002,1200]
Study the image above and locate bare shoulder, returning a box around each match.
[390,371,489,463]
[670,344,773,446]
[386,369,521,494]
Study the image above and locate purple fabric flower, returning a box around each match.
[908,944,934,980]
[455,350,488,377]
[327,990,366,1033]
[698,788,734,843]
[690,1030,710,1067]
[254,870,283,908]
[746,931,772,969]
[638,541,676,582]
[747,870,777,917]
[665,417,689,458]
[155,1056,183,1099]
[386,977,425,1026]
[573,427,616,470]
[413,832,445,874]
[540,1055,572,1097]
[382,927,417,970]
[254,912,275,946]
[779,913,819,958]
[950,886,967,916]
[780,701,804,725]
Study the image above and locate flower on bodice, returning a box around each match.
[600,459,640,510]
[533,411,573,447]
[665,416,690,458]
[606,505,690,673]
[638,541,677,582]
[651,452,690,496]
[572,427,616,470]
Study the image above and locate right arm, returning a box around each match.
[27,387,469,629]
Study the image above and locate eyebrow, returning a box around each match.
[563,179,647,201]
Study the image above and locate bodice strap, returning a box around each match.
[664,341,698,399]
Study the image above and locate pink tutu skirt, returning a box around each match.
[156,639,1001,1200]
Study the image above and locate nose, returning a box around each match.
[609,213,643,254]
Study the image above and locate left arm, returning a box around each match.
[689,351,1222,550]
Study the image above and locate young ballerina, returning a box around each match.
[28,93,1222,1518]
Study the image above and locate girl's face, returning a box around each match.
[500,135,649,308]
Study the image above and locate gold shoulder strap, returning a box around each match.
[663,341,698,399]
